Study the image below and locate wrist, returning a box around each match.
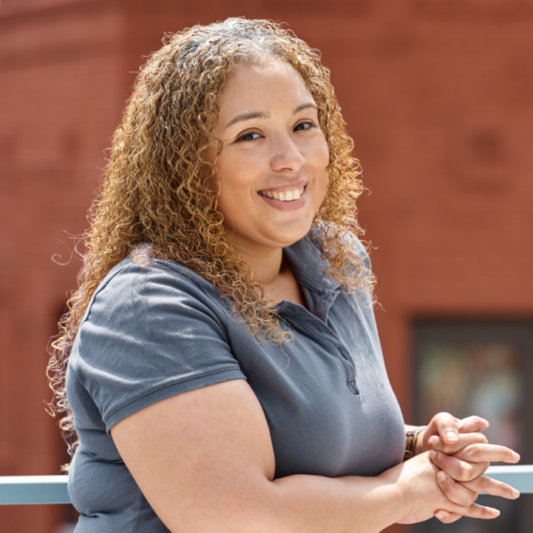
[404,426,427,461]
[414,428,426,456]
[377,464,412,525]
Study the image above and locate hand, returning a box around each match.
[429,443,520,524]
[428,431,492,483]
[417,413,490,455]
[418,413,521,524]
[392,451,503,525]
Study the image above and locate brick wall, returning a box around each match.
[0,1,123,530]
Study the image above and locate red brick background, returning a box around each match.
[1,1,532,531]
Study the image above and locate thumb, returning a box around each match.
[436,413,460,445]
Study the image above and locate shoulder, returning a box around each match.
[69,257,243,431]
[85,256,227,327]
[94,256,220,303]
[74,256,232,367]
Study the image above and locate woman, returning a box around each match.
[48,18,520,532]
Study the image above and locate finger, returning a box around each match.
[462,475,520,500]
[431,450,488,482]
[458,503,500,520]
[454,443,520,464]
[436,470,478,507]
[434,510,463,524]
[457,416,489,434]
[428,432,488,455]
[433,412,461,444]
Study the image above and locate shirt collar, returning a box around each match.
[283,233,342,295]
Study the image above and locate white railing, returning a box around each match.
[0,465,532,505]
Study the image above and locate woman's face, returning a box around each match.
[207,60,330,253]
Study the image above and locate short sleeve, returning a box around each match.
[71,260,246,432]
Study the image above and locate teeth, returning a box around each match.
[259,186,305,201]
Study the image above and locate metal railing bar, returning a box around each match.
[484,465,533,494]
[0,476,70,505]
[1,465,533,505]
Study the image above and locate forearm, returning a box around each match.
[173,470,407,533]
[266,472,405,533]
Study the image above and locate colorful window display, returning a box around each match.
[413,322,533,533]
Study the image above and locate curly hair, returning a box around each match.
[47,17,373,463]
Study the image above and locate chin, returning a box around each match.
[269,223,314,248]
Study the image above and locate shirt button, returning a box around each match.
[348,381,360,395]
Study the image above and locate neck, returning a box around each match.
[232,242,284,288]
[230,239,305,308]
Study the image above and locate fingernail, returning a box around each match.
[430,450,438,459]
[512,452,521,461]
[491,508,500,517]
[446,431,458,443]
[436,513,445,521]
[512,489,520,498]
[437,471,447,482]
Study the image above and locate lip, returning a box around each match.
[257,184,308,211]
[257,179,308,194]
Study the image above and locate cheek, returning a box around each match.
[213,154,257,220]
[312,142,330,199]
[316,171,330,208]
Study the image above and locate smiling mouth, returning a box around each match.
[258,186,305,201]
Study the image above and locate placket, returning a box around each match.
[278,295,360,396]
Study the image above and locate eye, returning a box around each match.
[237,131,261,142]
[294,121,314,132]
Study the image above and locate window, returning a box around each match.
[412,321,533,533]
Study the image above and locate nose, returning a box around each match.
[269,133,306,173]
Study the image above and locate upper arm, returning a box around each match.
[70,262,278,530]
[111,378,276,533]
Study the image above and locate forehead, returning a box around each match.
[216,60,314,119]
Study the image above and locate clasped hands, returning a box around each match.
[417,413,520,524]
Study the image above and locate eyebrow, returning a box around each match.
[225,111,268,129]
[224,102,317,130]
[293,103,317,114]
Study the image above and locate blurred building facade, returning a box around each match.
[1,0,533,532]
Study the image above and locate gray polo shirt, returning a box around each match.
[66,233,405,533]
